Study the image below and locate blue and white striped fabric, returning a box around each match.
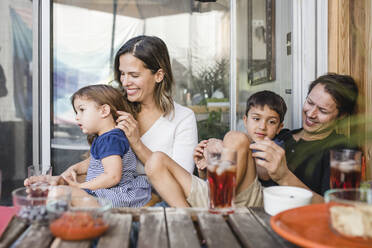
[85,147,151,208]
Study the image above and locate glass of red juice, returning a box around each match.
[330,149,362,189]
[207,147,237,214]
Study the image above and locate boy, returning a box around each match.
[145,90,287,207]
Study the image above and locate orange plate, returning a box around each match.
[270,203,372,248]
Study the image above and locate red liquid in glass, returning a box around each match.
[28,182,50,205]
[330,166,361,189]
[207,165,236,212]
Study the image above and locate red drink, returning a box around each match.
[330,164,361,189]
[27,182,50,205]
[207,163,236,213]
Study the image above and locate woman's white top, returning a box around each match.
[136,102,198,175]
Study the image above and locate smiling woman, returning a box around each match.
[114,36,198,176]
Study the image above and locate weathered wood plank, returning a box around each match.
[15,224,53,248]
[229,211,284,248]
[50,238,91,248]
[111,207,163,221]
[0,216,28,248]
[165,208,199,248]
[249,207,298,248]
[97,213,132,248]
[197,213,240,248]
[137,210,168,248]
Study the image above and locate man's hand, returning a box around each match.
[249,137,290,183]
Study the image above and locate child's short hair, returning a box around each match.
[245,90,287,123]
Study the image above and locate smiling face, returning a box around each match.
[302,83,339,134]
[73,97,103,135]
[119,53,163,106]
[244,105,283,142]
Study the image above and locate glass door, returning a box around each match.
[51,0,232,174]
[235,0,293,131]
[0,0,35,205]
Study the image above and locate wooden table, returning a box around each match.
[0,207,298,248]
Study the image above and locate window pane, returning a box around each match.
[52,0,231,174]
[0,0,33,204]
[236,0,292,132]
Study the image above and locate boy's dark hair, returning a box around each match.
[308,73,358,117]
[245,90,287,123]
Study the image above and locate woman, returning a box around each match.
[114,35,198,175]
[251,73,359,202]
[25,36,198,203]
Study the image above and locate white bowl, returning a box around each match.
[263,186,313,216]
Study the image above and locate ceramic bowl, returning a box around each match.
[263,186,313,216]
[324,188,372,240]
[47,196,112,240]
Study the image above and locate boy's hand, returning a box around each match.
[194,140,208,169]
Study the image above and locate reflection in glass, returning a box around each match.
[236,0,292,132]
[0,0,33,204]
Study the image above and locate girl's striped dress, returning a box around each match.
[85,128,151,207]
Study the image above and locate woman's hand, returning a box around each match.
[116,111,141,147]
[249,137,290,183]
[194,140,208,170]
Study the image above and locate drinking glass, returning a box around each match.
[27,164,53,196]
[330,149,362,189]
[28,164,52,177]
[207,147,237,214]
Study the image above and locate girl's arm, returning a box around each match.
[61,157,90,183]
[75,155,122,190]
[24,157,90,186]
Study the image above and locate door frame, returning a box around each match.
[292,0,328,129]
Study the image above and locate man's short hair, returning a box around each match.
[308,73,358,117]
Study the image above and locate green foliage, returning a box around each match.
[197,110,229,141]
[206,98,228,103]
[189,59,229,105]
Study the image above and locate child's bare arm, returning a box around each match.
[194,140,208,170]
[61,157,90,183]
[64,155,122,190]
[256,163,271,180]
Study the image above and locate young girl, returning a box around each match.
[62,84,151,208]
